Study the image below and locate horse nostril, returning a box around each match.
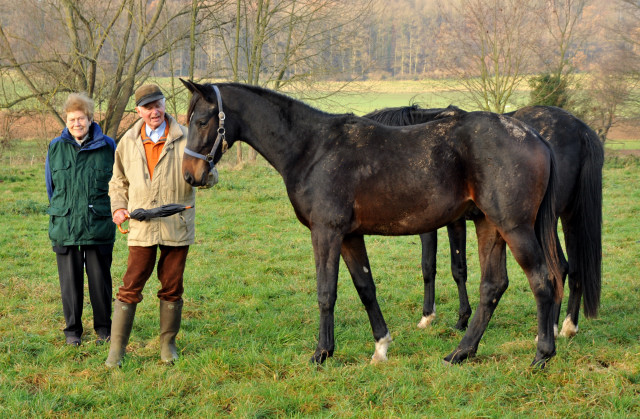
[184,172,193,184]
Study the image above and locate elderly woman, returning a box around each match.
[45,93,117,346]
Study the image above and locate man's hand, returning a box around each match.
[113,208,130,225]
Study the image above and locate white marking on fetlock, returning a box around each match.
[559,316,578,337]
[363,266,369,273]
[417,304,436,329]
[371,333,392,363]
[417,313,436,329]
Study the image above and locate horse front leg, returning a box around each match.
[445,219,508,364]
[418,231,437,328]
[310,228,343,364]
[341,234,390,363]
[447,219,471,330]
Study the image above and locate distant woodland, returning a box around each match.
[0,0,638,142]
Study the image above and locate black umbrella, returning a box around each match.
[118,204,193,233]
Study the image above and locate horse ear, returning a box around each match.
[180,78,211,101]
[180,78,196,93]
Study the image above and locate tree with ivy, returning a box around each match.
[528,73,569,108]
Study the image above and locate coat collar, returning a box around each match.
[133,113,183,145]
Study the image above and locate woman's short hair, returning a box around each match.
[63,93,94,121]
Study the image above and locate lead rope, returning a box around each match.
[184,85,228,168]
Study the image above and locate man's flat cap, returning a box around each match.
[135,84,164,107]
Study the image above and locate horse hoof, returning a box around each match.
[454,319,468,331]
[310,347,333,364]
[417,314,436,329]
[454,313,470,331]
[530,357,548,369]
[559,316,578,338]
[371,333,392,363]
[444,348,472,364]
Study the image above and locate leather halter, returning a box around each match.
[184,85,228,168]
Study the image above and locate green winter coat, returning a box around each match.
[45,122,116,247]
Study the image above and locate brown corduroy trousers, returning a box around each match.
[116,245,189,304]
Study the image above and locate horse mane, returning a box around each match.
[363,104,465,126]
[364,104,422,125]
[187,82,339,123]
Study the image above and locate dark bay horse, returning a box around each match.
[364,104,603,336]
[180,80,562,367]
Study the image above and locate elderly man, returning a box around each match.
[106,84,216,368]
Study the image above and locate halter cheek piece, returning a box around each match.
[184,84,229,168]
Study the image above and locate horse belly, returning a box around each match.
[352,193,468,236]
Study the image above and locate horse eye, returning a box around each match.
[196,119,208,128]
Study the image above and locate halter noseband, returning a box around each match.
[184,84,229,168]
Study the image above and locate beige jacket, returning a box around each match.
[109,114,215,246]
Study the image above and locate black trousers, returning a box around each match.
[54,244,113,338]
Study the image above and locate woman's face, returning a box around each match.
[66,110,90,141]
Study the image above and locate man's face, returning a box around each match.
[136,99,166,130]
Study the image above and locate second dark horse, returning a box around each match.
[180,80,563,367]
[364,105,603,336]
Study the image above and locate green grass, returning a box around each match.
[0,138,639,417]
[606,140,640,150]
[291,79,529,115]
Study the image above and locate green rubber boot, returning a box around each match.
[105,300,136,368]
[160,299,183,364]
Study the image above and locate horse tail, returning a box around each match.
[535,148,563,303]
[562,126,604,318]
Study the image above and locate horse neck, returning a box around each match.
[225,85,332,175]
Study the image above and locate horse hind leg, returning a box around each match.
[503,228,558,367]
[445,219,509,364]
[559,228,582,338]
[447,219,471,330]
[538,229,568,341]
[340,234,391,363]
[554,232,570,338]
[418,231,437,329]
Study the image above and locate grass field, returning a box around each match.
[0,133,638,416]
[284,79,530,115]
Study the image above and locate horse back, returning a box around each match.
[286,111,553,237]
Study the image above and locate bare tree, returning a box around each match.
[202,0,374,163]
[200,0,373,89]
[539,0,590,78]
[0,0,225,139]
[437,0,539,113]
[570,0,640,141]
[613,0,640,104]
[527,0,592,106]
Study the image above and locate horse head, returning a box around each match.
[180,79,232,186]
